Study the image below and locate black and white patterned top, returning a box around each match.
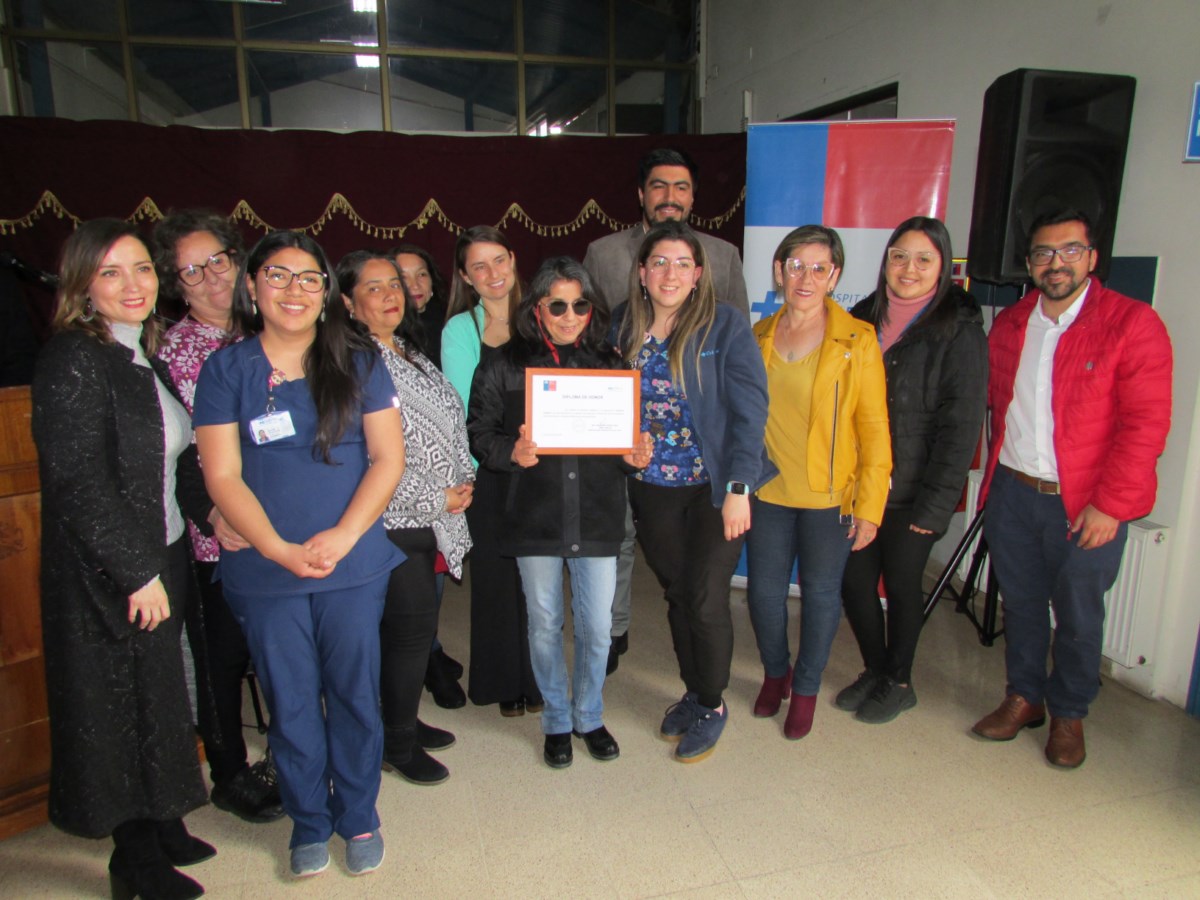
[376,336,474,577]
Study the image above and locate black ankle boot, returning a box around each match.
[383,725,449,785]
[154,819,216,867]
[424,654,467,709]
[416,718,456,750]
[432,646,464,680]
[110,820,204,900]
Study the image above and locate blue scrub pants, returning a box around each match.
[226,575,388,847]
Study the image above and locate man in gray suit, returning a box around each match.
[583,148,751,675]
[583,148,749,318]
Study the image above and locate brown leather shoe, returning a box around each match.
[971,694,1046,740]
[1045,717,1086,768]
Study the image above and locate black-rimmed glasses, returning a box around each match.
[261,266,327,293]
[177,249,235,286]
[1029,244,1092,266]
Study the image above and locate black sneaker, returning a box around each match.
[855,678,917,724]
[211,759,285,823]
[834,670,883,712]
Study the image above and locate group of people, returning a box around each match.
[31,148,1171,898]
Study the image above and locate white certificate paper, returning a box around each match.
[524,368,640,455]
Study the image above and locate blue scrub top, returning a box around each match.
[193,336,405,597]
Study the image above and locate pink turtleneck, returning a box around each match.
[879,285,936,353]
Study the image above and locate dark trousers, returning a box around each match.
[380,527,439,730]
[984,468,1128,719]
[629,480,743,709]
[192,560,252,785]
[840,507,940,684]
[464,467,540,705]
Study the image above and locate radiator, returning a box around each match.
[957,469,1169,672]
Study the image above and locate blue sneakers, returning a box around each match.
[660,692,699,742]
[289,842,329,878]
[675,703,728,763]
[346,831,384,875]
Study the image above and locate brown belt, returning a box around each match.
[998,463,1060,495]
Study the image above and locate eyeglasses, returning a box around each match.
[886,248,939,271]
[260,265,327,293]
[177,249,234,286]
[1028,244,1092,266]
[541,299,592,318]
[646,256,696,274]
[783,259,835,279]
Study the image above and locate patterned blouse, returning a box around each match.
[634,334,709,487]
[156,315,235,563]
[376,336,474,578]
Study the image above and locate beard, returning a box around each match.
[1034,267,1085,301]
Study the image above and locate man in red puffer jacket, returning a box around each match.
[971,209,1172,769]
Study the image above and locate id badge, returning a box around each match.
[250,410,296,445]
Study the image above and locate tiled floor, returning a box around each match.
[3,558,1199,898]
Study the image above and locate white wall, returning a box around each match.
[703,0,1200,708]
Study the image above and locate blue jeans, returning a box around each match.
[746,499,853,696]
[984,468,1128,719]
[517,556,616,735]
[226,576,387,848]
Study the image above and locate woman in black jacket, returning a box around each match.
[467,256,651,769]
[838,216,987,724]
[32,219,217,900]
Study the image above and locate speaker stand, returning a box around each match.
[923,508,1003,646]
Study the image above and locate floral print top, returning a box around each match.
[634,334,708,487]
[156,316,235,562]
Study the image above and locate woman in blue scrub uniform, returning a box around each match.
[194,230,405,879]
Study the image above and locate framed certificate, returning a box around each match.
[524,368,640,455]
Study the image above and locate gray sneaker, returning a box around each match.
[289,842,329,878]
[834,670,883,712]
[855,678,917,724]
[346,831,384,875]
[675,703,728,763]
[659,692,699,742]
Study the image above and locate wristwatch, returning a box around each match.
[726,481,749,496]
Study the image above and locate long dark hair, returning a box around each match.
[506,256,614,367]
[53,218,166,354]
[618,221,715,388]
[336,249,429,376]
[232,230,375,464]
[389,243,449,318]
[446,225,523,337]
[860,216,959,339]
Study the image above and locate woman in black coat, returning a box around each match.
[837,216,988,724]
[32,219,218,900]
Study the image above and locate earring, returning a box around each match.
[252,301,258,316]
[320,307,326,323]
[641,284,649,303]
[80,300,95,323]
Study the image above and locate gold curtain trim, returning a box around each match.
[1,187,747,239]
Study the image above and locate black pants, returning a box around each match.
[464,468,540,705]
[840,506,939,684]
[193,560,252,785]
[629,480,743,709]
[380,527,440,729]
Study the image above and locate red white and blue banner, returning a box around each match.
[744,120,956,322]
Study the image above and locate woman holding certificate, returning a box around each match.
[616,221,772,764]
[468,257,651,769]
[745,225,891,742]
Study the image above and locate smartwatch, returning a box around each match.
[726,481,749,496]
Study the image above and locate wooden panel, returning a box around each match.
[0,387,36,471]
[0,493,42,666]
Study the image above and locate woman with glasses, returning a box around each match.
[193,230,405,878]
[746,225,891,741]
[468,257,651,769]
[615,221,771,764]
[442,226,543,716]
[33,219,217,900]
[337,250,472,786]
[152,209,286,826]
[837,216,986,723]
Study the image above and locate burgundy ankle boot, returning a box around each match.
[752,668,792,718]
[783,694,817,740]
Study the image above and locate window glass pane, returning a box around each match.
[127,0,234,39]
[11,0,118,32]
[386,0,514,53]
[614,0,694,63]
[246,51,382,131]
[523,0,605,59]
[524,64,605,135]
[15,39,128,120]
[133,46,240,127]
[244,0,379,45]
[614,68,693,134]
[388,58,516,133]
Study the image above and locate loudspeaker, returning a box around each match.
[967,68,1135,284]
